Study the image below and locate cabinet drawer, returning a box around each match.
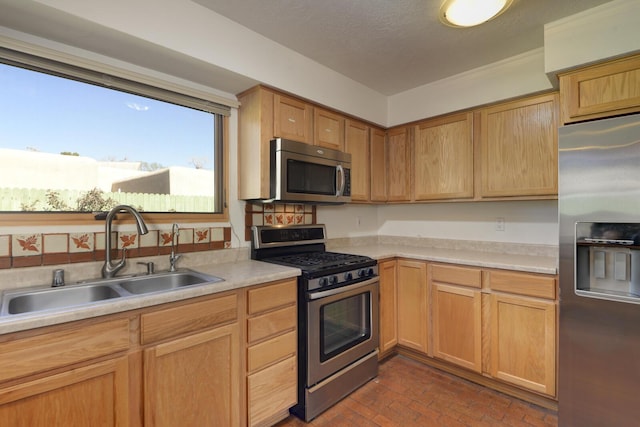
[141,293,237,344]
[247,330,297,373]
[0,318,129,383]
[487,270,556,299]
[248,305,296,344]
[247,279,297,315]
[431,264,481,288]
[248,356,297,427]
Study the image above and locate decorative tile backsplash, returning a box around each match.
[244,202,316,241]
[0,226,231,270]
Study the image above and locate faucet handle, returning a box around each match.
[169,254,182,272]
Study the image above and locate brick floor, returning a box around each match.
[274,355,558,427]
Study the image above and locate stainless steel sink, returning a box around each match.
[4,284,121,315]
[0,269,224,316]
[117,270,223,295]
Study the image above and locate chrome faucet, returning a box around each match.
[101,205,149,278]
[169,223,181,272]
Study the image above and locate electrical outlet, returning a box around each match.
[495,217,505,231]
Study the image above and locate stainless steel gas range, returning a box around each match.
[251,224,379,422]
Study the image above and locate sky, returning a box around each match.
[0,62,215,170]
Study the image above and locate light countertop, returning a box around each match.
[0,241,557,335]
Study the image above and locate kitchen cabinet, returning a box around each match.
[559,53,640,124]
[396,259,428,354]
[345,119,370,202]
[0,318,131,427]
[378,259,398,356]
[237,86,314,200]
[486,270,557,397]
[430,264,482,373]
[315,107,345,150]
[141,293,241,427]
[245,278,297,427]
[274,93,313,144]
[413,112,474,201]
[369,127,387,202]
[478,93,559,198]
[386,126,412,202]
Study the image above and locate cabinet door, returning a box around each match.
[560,53,640,124]
[370,128,387,202]
[144,323,240,427]
[397,259,428,353]
[479,93,558,198]
[489,293,556,396]
[387,127,412,202]
[274,94,313,143]
[315,107,345,150]
[345,119,370,202]
[432,283,481,372]
[379,259,398,354]
[0,357,130,427]
[248,356,297,427]
[414,112,473,200]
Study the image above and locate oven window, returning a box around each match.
[287,159,336,195]
[320,292,371,362]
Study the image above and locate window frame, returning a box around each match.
[0,46,231,226]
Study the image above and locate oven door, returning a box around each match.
[306,277,379,386]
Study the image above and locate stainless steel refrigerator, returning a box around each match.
[559,112,640,426]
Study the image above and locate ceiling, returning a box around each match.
[192,0,613,95]
[0,0,615,97]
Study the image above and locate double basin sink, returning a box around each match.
[0,269,224,317]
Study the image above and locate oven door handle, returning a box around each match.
[308,276,378,300]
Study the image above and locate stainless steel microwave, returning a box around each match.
[270,138,351,204]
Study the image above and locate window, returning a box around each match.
[0,48,229,224]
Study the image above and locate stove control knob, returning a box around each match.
[319,277,328,287]
[367,268,375,276]
[344,272,353,281]
[329,276,338,285]
[358,269,367,278]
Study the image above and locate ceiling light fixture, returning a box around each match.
[439,0,513,28]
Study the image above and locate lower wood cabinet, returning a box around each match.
[378,259,398,356]
[0,356,130,427]
[0,318,131,427]
[245,278,298,427]
[430,264,482,373]
[0,278,299,427]
[141,292,241,427]
[144,323,240,427]
[397,259,428,354]
[486,270,557,397]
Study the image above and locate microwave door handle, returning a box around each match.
[336,164,345,197]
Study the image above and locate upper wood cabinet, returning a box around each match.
[478,93,559,198]
[274,93,313,144]
[559,53,640,124]
[345,119,370,202]
[315,107,345,150]
[386,126,412,202]
[370,128,387,202]
[414,112,474,201]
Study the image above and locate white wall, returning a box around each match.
[388,48,553,126]
[545,0,640,77]
[318,201,559,245]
